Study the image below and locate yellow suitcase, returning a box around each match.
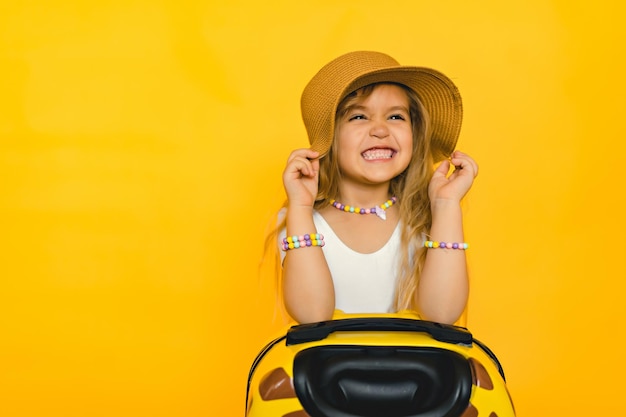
[246,312,515,417]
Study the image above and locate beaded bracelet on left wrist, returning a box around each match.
[424,240,468,250]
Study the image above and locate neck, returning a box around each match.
[335,183,392,207]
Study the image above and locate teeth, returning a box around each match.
[362,149,394,160]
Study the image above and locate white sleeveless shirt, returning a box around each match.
[280,210,401,313]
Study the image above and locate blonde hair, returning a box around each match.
[262,82,436,314]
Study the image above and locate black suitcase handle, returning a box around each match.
[286,318,473,346]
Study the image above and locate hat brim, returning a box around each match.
[310,66,462,162]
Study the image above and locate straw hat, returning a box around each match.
[300,51,463,162]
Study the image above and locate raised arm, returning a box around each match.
[417,151,478,324]
[281,149,335,323]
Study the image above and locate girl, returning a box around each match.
[276,51,477,325]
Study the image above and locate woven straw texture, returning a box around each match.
[301,51,463,162]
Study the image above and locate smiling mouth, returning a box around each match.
[362,148,395,160]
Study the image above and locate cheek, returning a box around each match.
[398,132,414,164]
[337,149,357,171]
[335,130,360,154]
[397,128,413,149]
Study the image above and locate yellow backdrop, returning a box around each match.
[2,1,625,415]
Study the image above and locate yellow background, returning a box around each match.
[1,1,625,415]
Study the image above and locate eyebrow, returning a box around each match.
[386,105,410,113]
[345,104,409,113]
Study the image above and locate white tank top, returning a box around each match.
[280,210,401,313]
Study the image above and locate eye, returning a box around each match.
[389,113,407,120]
[348,114,367,121]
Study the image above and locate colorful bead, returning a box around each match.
[329,197,397,220]
[282,233,325,251]
[424,240,469,250]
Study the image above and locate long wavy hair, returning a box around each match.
[262,82,436,313]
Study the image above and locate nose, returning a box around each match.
[369,120,389,139]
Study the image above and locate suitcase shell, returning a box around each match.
[246,311,515,417]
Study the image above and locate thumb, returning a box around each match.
[433,159,451,177]
[311,156,320,173]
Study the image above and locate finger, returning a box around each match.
[433,159,451,177]
[306,148,321,161]
[450,152,478,177]
[310,156,320,173]
[288,157,316,178]
[287,148,319,164]
[457,152,478,174]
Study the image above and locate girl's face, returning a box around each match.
[335,84,413,189]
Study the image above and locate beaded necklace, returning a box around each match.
[328,196,397,220]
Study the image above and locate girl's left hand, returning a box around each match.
[428,150,479,203]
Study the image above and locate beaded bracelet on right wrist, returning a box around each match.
[424,241,469,250]
[282,234,325,251]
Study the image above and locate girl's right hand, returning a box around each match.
[282,148,320,208]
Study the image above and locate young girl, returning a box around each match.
[277,51,477,325]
